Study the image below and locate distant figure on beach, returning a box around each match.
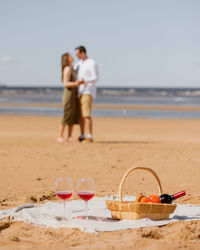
[57,53,84,143]
[74,46,99,143]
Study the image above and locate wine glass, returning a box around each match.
[56,177,74,220]
[77,178,95,220]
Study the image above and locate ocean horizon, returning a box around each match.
[1,86,200,118]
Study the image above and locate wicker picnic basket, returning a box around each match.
[106,167,177,220]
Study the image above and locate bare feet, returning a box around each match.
[56,137,67,143]
[67,137,78,143]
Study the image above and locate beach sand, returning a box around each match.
[0,115,200,249]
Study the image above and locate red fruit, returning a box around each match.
[140,196,148,202]
[147,195,161,203]
[135,195,146,202]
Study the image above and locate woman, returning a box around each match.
[57,53,84,143]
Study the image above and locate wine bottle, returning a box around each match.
[159,190,186,204]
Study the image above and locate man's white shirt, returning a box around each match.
[74,58,99,99]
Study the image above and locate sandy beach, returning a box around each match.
[0,115,200,249]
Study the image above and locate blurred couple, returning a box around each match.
[57,46,99,143]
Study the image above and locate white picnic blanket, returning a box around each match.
[0,197,200,233]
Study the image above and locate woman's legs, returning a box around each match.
[57,124,66,142]
[59,124,65,138]
[57,124,77,143]
[68,125,73,138]
[68,125,79,142]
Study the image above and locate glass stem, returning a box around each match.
[63,200,66,220]
[85,201,88,220]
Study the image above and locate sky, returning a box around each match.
[0,0,200,88]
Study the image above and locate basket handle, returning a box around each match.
[119,167,163,202]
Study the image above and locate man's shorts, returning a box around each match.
[79,94,92,117]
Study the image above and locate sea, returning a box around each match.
[1,86,200,119]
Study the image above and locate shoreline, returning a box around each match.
[1,102,200,111]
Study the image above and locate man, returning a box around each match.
[74,46,99,142]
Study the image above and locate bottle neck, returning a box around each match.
[172,190,186,200]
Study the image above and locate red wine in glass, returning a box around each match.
[77,178,95,220]
[77,191,95,202]
[56,191,73,200]
[56,178,74,220]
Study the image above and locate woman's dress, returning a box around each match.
[61,67,79,125]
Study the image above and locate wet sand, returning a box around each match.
[1,102,200,111]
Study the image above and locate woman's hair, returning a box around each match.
[61,53,70,82]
